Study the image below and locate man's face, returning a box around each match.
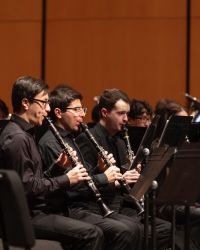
[60,99,86,133]
[102,99,130,136]
[26,91,50,126]
[127,112,151,127]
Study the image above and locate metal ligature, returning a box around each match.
[45,116,114,218]
[80,122,144,217]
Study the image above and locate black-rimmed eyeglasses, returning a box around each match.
[134,117,152,123]
[64,107,87,115]
[32,98,50,109]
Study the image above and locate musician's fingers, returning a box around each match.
[128,169,139,174]
[107,153,116,164]
[82,176,91,181]
[110,166,120,173]
[136,163,142,172]
[115,173,123,180]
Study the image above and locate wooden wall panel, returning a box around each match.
[190,18,200,98]
[0,0,41,21]
[0,0,42,113]
[189,1,200,100]
[46,0,185,19]
[45,1,187,122]
[1,1,200,121]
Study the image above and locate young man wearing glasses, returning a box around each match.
[76,88,172,250]
[0,76,104,250]
[127,99,153,127]
[38,86,139,250]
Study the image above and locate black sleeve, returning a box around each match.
[76,132,99,167]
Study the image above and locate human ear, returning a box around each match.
[54,108,62,118]
[22,98,29,111]
[101,108,107,117]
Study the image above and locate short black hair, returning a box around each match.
[12,76,49,113]
[0,99,9,118]
[49,87,82,122]
[99,88,130,115]
[128,99,153,119]
[91,104,100,122]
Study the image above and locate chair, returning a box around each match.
[0,169,63,250]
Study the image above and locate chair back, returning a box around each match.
[0,169,35,249]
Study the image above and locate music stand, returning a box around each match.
[187,122,200,142]
[130,116,192,249]
[125,126,147,154]
[155,142,200,250]
[131,115,193,202]
[158,116,193,148]
[129,115,160,171]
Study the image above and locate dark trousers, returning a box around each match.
[120,207,172,250]
[31,212,104,250]
[69,207,142,250]
[158,205,200,250]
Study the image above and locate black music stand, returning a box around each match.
[125,126,147,154]
[155,142,200,250]
[130,116,192,249]
[128,115,160,171]
[131,115,192,201]
[158,116,193,148]
[187,122,200,142]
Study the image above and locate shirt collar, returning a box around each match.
[98,122,120,141]
[11,114,35,135]
[54,125,73,139]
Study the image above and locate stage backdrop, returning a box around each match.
[1,0,200,122]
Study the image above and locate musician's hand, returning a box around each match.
[123,169,140,184]
[97,153,116,172]
[56,149,78,169]
[135,163,142,173]
[104,166,123,183]
[66,164,91,186]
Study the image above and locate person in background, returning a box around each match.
[0,99,10,120]
[154,98,173,116]
[0,76,104,250]
[127,99,153,127]
[153,102,200,250]
[91,104,100,123]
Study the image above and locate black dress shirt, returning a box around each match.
[38,126,109,210]
[0,114,70,211]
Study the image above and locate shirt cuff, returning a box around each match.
[56,174,70,190]
[92,173,108,188]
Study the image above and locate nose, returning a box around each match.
[143,120,150,127]
[123,114,128,122]
[45,103,51,112]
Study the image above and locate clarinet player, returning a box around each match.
[0,76,104,250]
[76,88,172,250]
[38,86,141,250]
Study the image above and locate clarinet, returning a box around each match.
[45,117,114,218]
[122,125,145,207]
[122,125,134,165]
[80,122,144,217]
